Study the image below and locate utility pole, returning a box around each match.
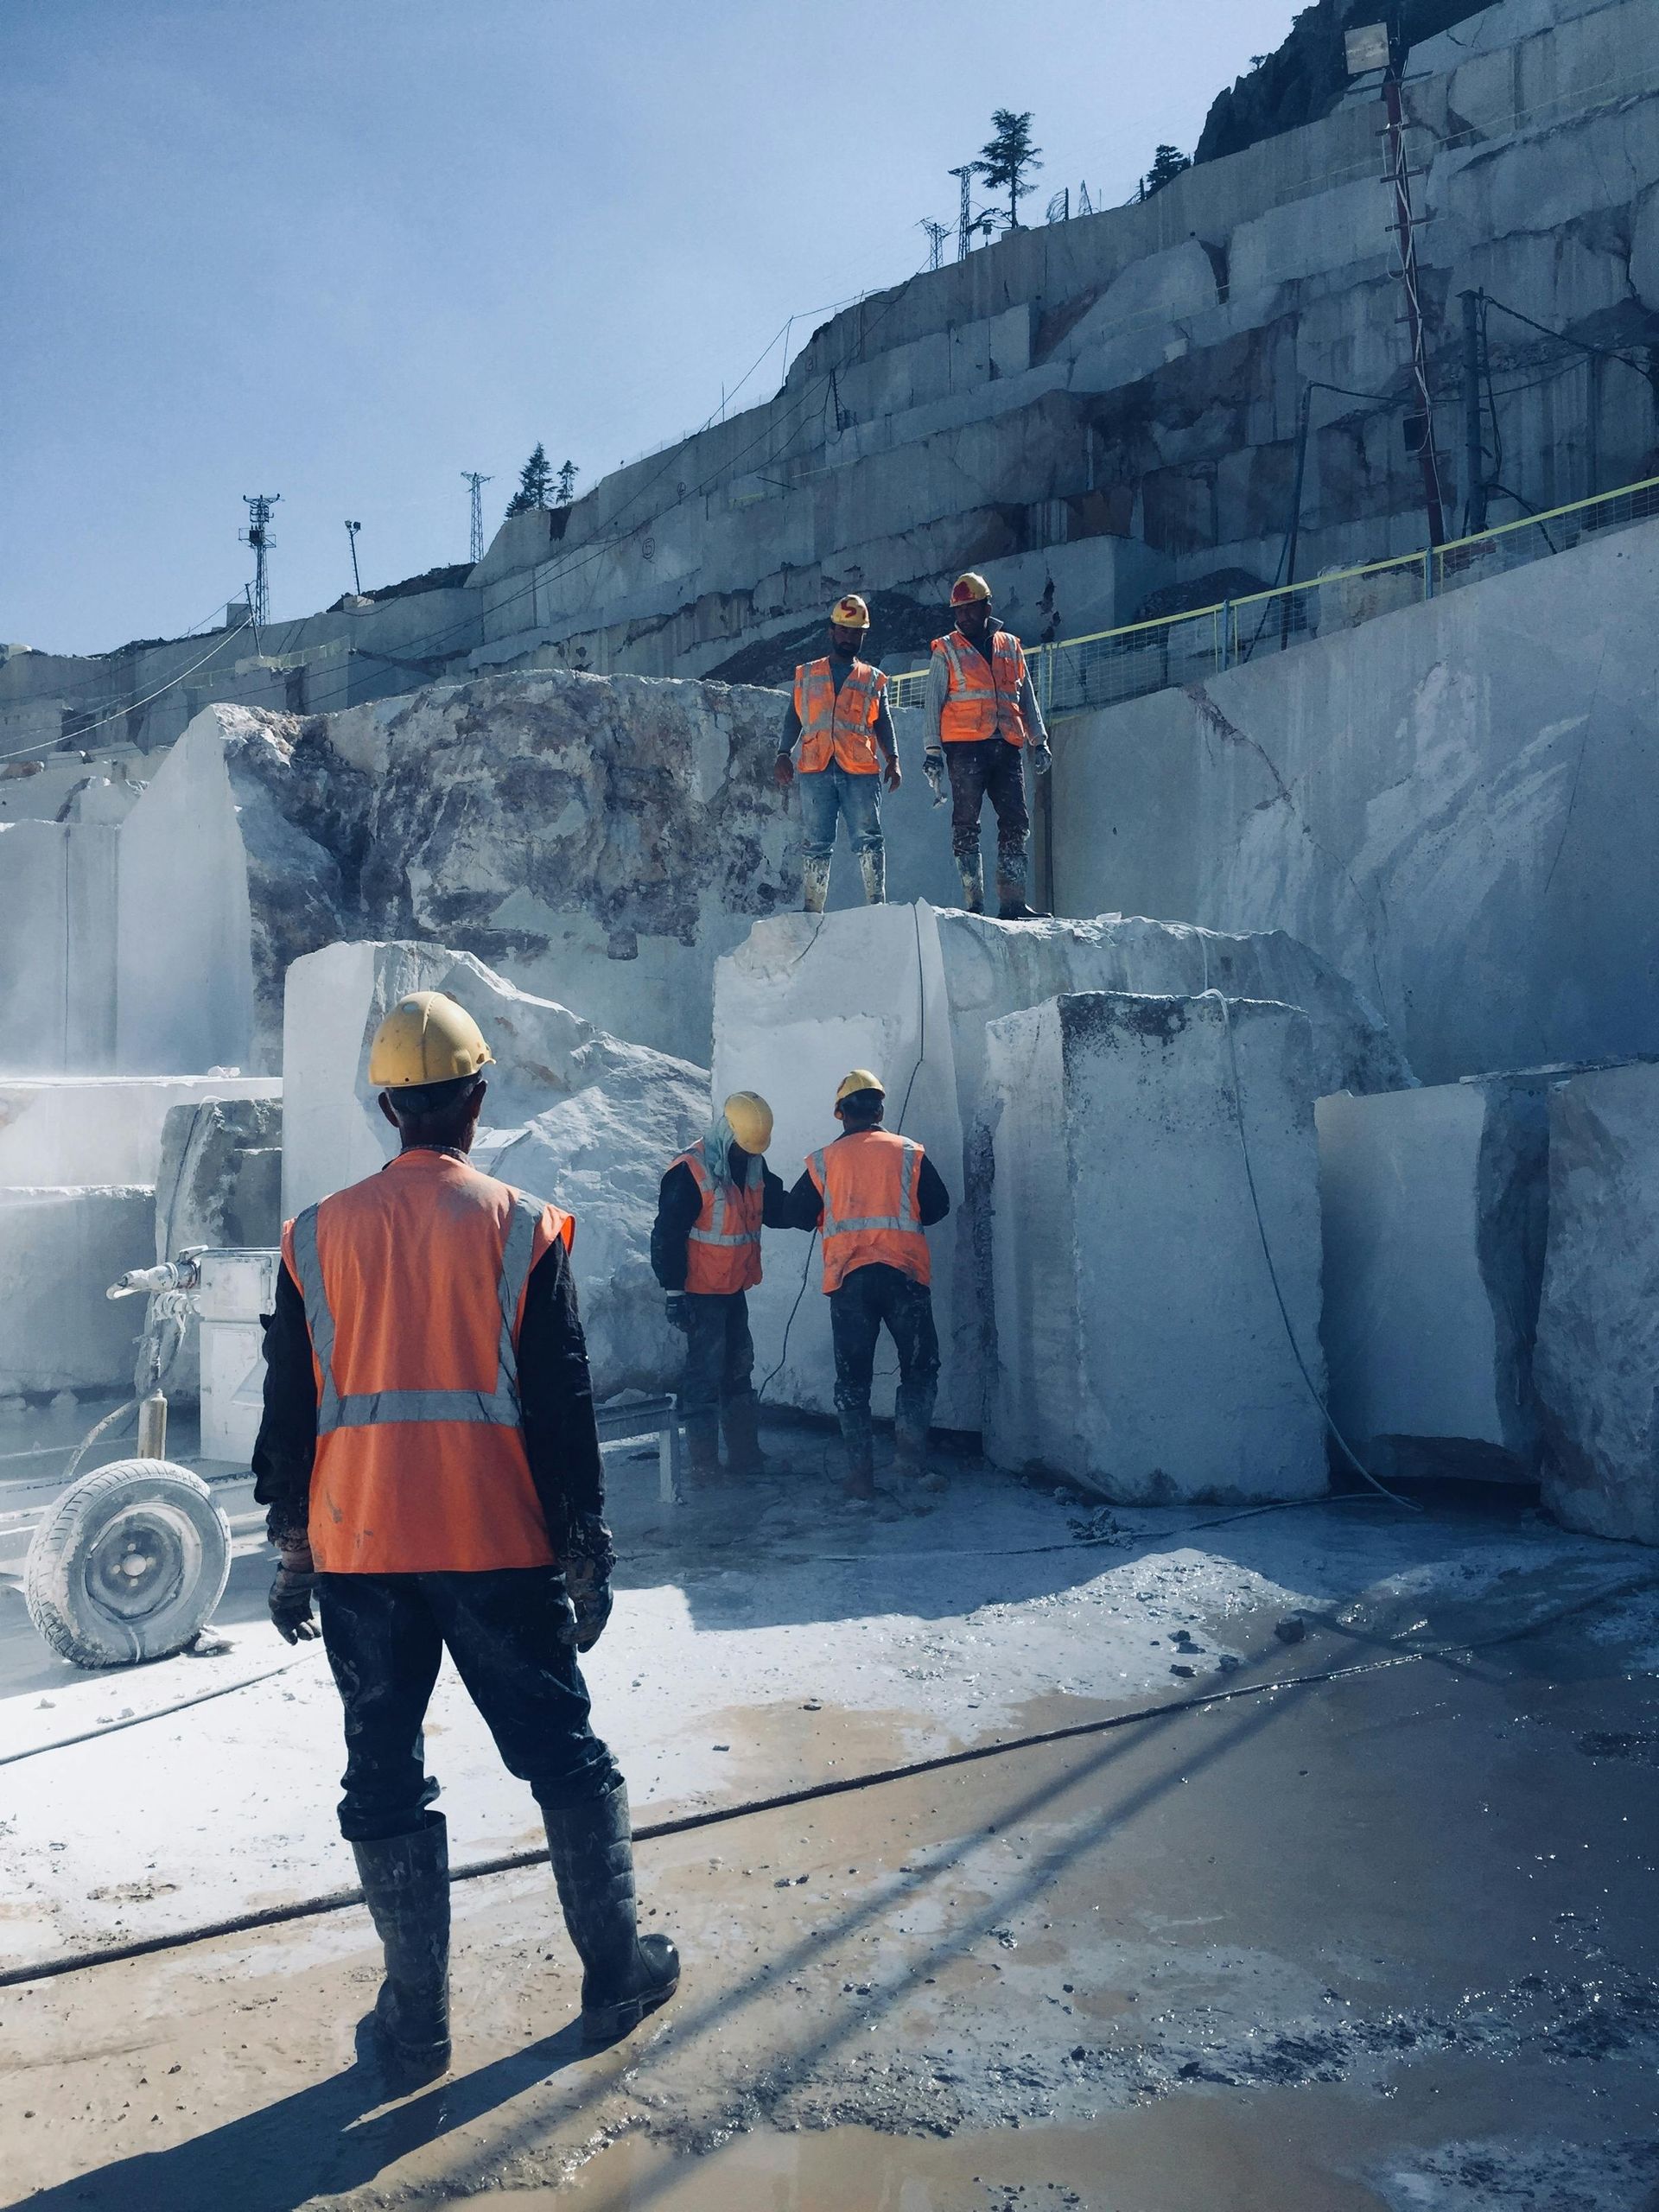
[240,493,280,629]
[918,218,950,271]
[948,165,975,261]
[461,471,493,564]
[1381,52,1446,545]
[345,518,362,595]
[1460,290,1489,536]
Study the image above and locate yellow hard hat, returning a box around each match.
[835,1068,886,1109]
[368,992,494,1090]
[950,570,993,607]
[830,594,870,630]
[724,1090,774,1154]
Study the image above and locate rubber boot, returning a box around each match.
[894,1421,947,1496]
[802,855,832,915]
[842,1440,877,1503]
[858,847,887,906]
[721,1393,770,1476]
[542,1782,680,2044]
[350,1815,452,2082]
[995,845,1040,922]
[956,853,985,915]
[685,1420,721,1486]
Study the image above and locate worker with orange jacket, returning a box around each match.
[650,1090,794,1482]
[921,570,1052,920]
[252,991,677,2080]
[775,594,902,913]
[779,1069,951,1501]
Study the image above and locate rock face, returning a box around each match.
[1535,1065,1659,1545]
[1317,1077,1552,1483]
[981,993,1328,1503]
[711,903,1404,1433]
[116,672,798,1073]
[282,939,709,1402]
[148,1096,284,1402]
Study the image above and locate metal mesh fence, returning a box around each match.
[886,473,1659,720]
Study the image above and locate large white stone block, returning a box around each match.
[0,821,118,1075]
[282,940,708,1401]
[1317,1076,1551,1482]
[1535,1064,1659,1545]
[0,1187,155,1395]
[711,903,1402,1433]
[0,1076,279,1186]
[981,992,1327,1502]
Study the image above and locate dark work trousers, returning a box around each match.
[317,1567,620,1842]
[828,1262,940,1459]
[677,1290,756,1441]
[945,737,1029,863]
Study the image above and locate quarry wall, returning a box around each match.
[1049,511,1659,1086]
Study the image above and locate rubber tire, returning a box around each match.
[23,1457,232,1669]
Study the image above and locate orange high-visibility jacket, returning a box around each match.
[282,1149,575,1573]
[672,1138,765,1296]
[804,1128,932,1294]
[931,628,1029,747]
[792,657,887,774]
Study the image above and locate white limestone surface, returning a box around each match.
[712,905,1406,1433]
[1535,1064,1659,1545]
[282,939,708,1399]
[981,992,1327,1502]
[0,1075,279,1186]
[0,1186,154,1395]
[1317,1076,1552,1483]
[0,820,118,1076]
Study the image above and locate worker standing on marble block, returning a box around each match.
[652,1089,794,1482]
[252,990,677,2081]
[780,1068,951,1502]
[922,570,1051,920]
[773,593,902,912]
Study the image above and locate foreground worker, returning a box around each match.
[781,1070,950,1501]
[252,991,677,2078]
[922,570,1052,920]
[651,1090,793,1480]
[775,593,902,912]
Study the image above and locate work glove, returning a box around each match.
[269,1549,320,1644]
[923,749,947,806]
[772,753,794,790]
[664,1292,691,1331]
[1029,739,1052,778]
[556,1513,617,1653]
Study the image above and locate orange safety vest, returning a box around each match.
[931,627,1029,747]
[282,1149,575,1574]
[792,656,887,774]
[672,1138,765,1296]
[805,1128,932,1294]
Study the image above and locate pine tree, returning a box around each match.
[972,109,1042,231]
[556,458,579,506]
[1140,144,1191,200]
[505,442,555,518]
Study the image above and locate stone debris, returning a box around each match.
[979,991,1328,1502]
[282,937,709,1400]
[712,902,1408,1433]
[1535,1063,1659,1546]
[1317,1073,1552,1484]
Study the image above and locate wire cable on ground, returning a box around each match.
[4,1566,1649,1992]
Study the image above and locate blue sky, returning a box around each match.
[2,0,1297,655]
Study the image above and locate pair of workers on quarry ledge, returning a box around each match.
[775,569,1052,921]
[252,989,950,2082]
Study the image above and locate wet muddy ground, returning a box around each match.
[5,1548,1658,2210]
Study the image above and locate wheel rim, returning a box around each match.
[82,1504,200,1624]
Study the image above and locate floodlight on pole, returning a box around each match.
[345,519,362,596]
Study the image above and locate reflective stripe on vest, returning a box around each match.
[289,1190,543,1435]
[792,657,886,774]
[806,1130,931,1294]
[676,1141,764,1295]
[932,629,1028,747]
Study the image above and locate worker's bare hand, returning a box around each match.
[883,757,903,792]
[772,754,794,791]
[269,1559,320,1643]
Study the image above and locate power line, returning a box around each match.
[918,219,950,272]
